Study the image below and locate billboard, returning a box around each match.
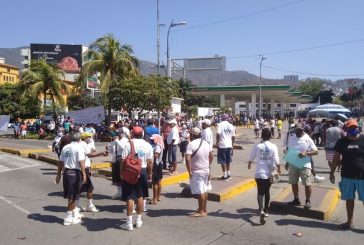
[66,106,105,125]
[30,44,82,73]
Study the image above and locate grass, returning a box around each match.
[25,132,55,140]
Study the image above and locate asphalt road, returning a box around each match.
[1,126,364,245]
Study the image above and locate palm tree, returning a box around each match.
[21,58,68,121]
[81,34,139,123]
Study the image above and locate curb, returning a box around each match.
[0,147,51,157]
[208,178,256,202]
[270,186,340,221]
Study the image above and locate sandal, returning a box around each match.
[189,212,207,217]
[337,222,353,230]
[147,199,157,205]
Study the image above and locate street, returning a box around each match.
[0,126,364,245]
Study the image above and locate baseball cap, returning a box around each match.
[202,119,211,126]
[222,114,229,120]
[190,127,201,136]
[345,119,358,128]
[80,132,93,139]
[132,126,144,135]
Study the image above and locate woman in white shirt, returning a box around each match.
[248,128,280,224]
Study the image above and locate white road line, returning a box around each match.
[0,196,30,215]
[0,165,11,172]
[0,164,40,173]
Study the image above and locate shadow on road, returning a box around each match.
[147,208,195,217]
[43,205,65,213]
[208,207,262,226]
[28,213,63,224]
[81,217,123,231]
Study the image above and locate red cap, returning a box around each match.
[345,119,358,128]
[132,126,144,135]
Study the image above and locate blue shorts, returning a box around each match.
[168,145,178,164]
[217,148,232,165]
[339,177,364,201]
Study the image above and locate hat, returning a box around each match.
[109,131,118,137]
[81,132,93,139]
[132,126,144,135]
[289,123,296,128]
[222,114,229,120]
[202,119,211,126]
[190,127,201,136]
[168,118,177,125]
[345,119,358,128]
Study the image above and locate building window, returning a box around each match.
[289,104,297,108]
[7,69,10,72]
[24,56,29,60]
[277,103,281,107]
[24,64,29,68]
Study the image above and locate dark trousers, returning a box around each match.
[255,178,272,211]
[162,140,168,168]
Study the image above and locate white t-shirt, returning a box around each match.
[186,139,211,174]
[108,139,118,162]
[288,133,317,169]
[167,126,179,145]
[202,127,213,151]
[122,127,131,137]
[60,142,85,170]
[217,121,235,148]
[154,144,163,164]
[249,141,279,179]
[254,120,260,129]
[116,137,130,160]
[270,119,275,128]
[80,140,95,168]
[124,139,153,168]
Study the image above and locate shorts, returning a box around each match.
[21,131,27,137]
[288,165,312,186]
[339,177,364,201]
[190,172,209,195]
[63,169,83,201]
[152,162,163,183]
[80,168,94,193]
[121,168,149,201]
[168,145,178,163]
[111,158,122,185]
[217,148,232,165]
[179,141,189,153]
[325,149,335,161]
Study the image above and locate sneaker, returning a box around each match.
[313,175,325,183]
[120,222,133,231]
[219,176,229,181]
[263,209,269,217]
[304,200,311,210]
[63,217,82,226]
[259,210,266,225]
[143,206,147,212]
[135,220,143,228]
[227,175,232,180]
[73,210,84,219]
[288,199,301,206]
[111,192,122,200]
[85,204,100,213]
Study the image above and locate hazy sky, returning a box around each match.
[1,0,364,80]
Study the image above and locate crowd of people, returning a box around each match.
[52,113,364,231]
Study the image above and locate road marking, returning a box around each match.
[0,196,30,215]
[0,154,41,173]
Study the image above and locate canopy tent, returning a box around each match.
[308,104,351,118]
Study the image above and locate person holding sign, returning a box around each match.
[285,124,318,209]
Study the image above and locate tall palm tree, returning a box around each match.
[21,58,68,121]
[81,34,139,122]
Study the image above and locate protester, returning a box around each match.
[161,119,171,169]
[78,132,108,213]
[248,128,280,224]
[276,117,283,139]
[52,129,64,159]
[286,124,318,209]
[330,119,364,230]
[121,126,153,231]
[325,120,344,168]
[167,118,179,175]
[216,114,235,180]
[55,132,86,226]
[149,134,164,205]
[185,127,213,217]
[179,124,190,164]
[144,119,159,142]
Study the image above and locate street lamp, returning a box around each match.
[167,19,186,78]
[258,55,267,118]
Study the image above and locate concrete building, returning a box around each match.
[0,58,20,84]
[284,75,299,83]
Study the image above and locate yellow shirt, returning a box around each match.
[277,120,283,129]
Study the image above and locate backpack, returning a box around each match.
[121,140,142,184]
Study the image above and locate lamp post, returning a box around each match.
[258,55,267,118]
[167,19,186,78]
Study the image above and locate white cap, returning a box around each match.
[202,119,211,126]
[190,127,201,135]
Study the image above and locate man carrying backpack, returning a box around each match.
[121,126,153,231]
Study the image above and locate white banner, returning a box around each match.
[0,115,10,131]
[66,106,105,125]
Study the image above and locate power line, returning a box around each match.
[262,65,364,77]
[174,0,305,32]
[228,38,364,59]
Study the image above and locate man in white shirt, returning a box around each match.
[55,132,86,226]
[216,114,236,180]
[286,124,318,209]
[185,127,213,217]
[202,119,213,152]
[79,132,108,213]
[121,126,153,231]
[167,118,180,175]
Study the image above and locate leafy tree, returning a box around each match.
[81,34,139,123]
[313,90,334,104]
[67,93,103,111]
[0,83,41,120]
[108,75,178,117]
[298,79,325,97]
[20,58,68,121]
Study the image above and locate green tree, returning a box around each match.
[298,79,325,97]
[20,58,68,121]
[67,93,103,111]
[0,83,41,120]
[81,34,139,123]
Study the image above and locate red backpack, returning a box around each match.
[121,140,142,184]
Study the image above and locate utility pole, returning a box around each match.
[258,55,267,118]
[157,0,160,75]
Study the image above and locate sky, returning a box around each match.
[1,0,364,80]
